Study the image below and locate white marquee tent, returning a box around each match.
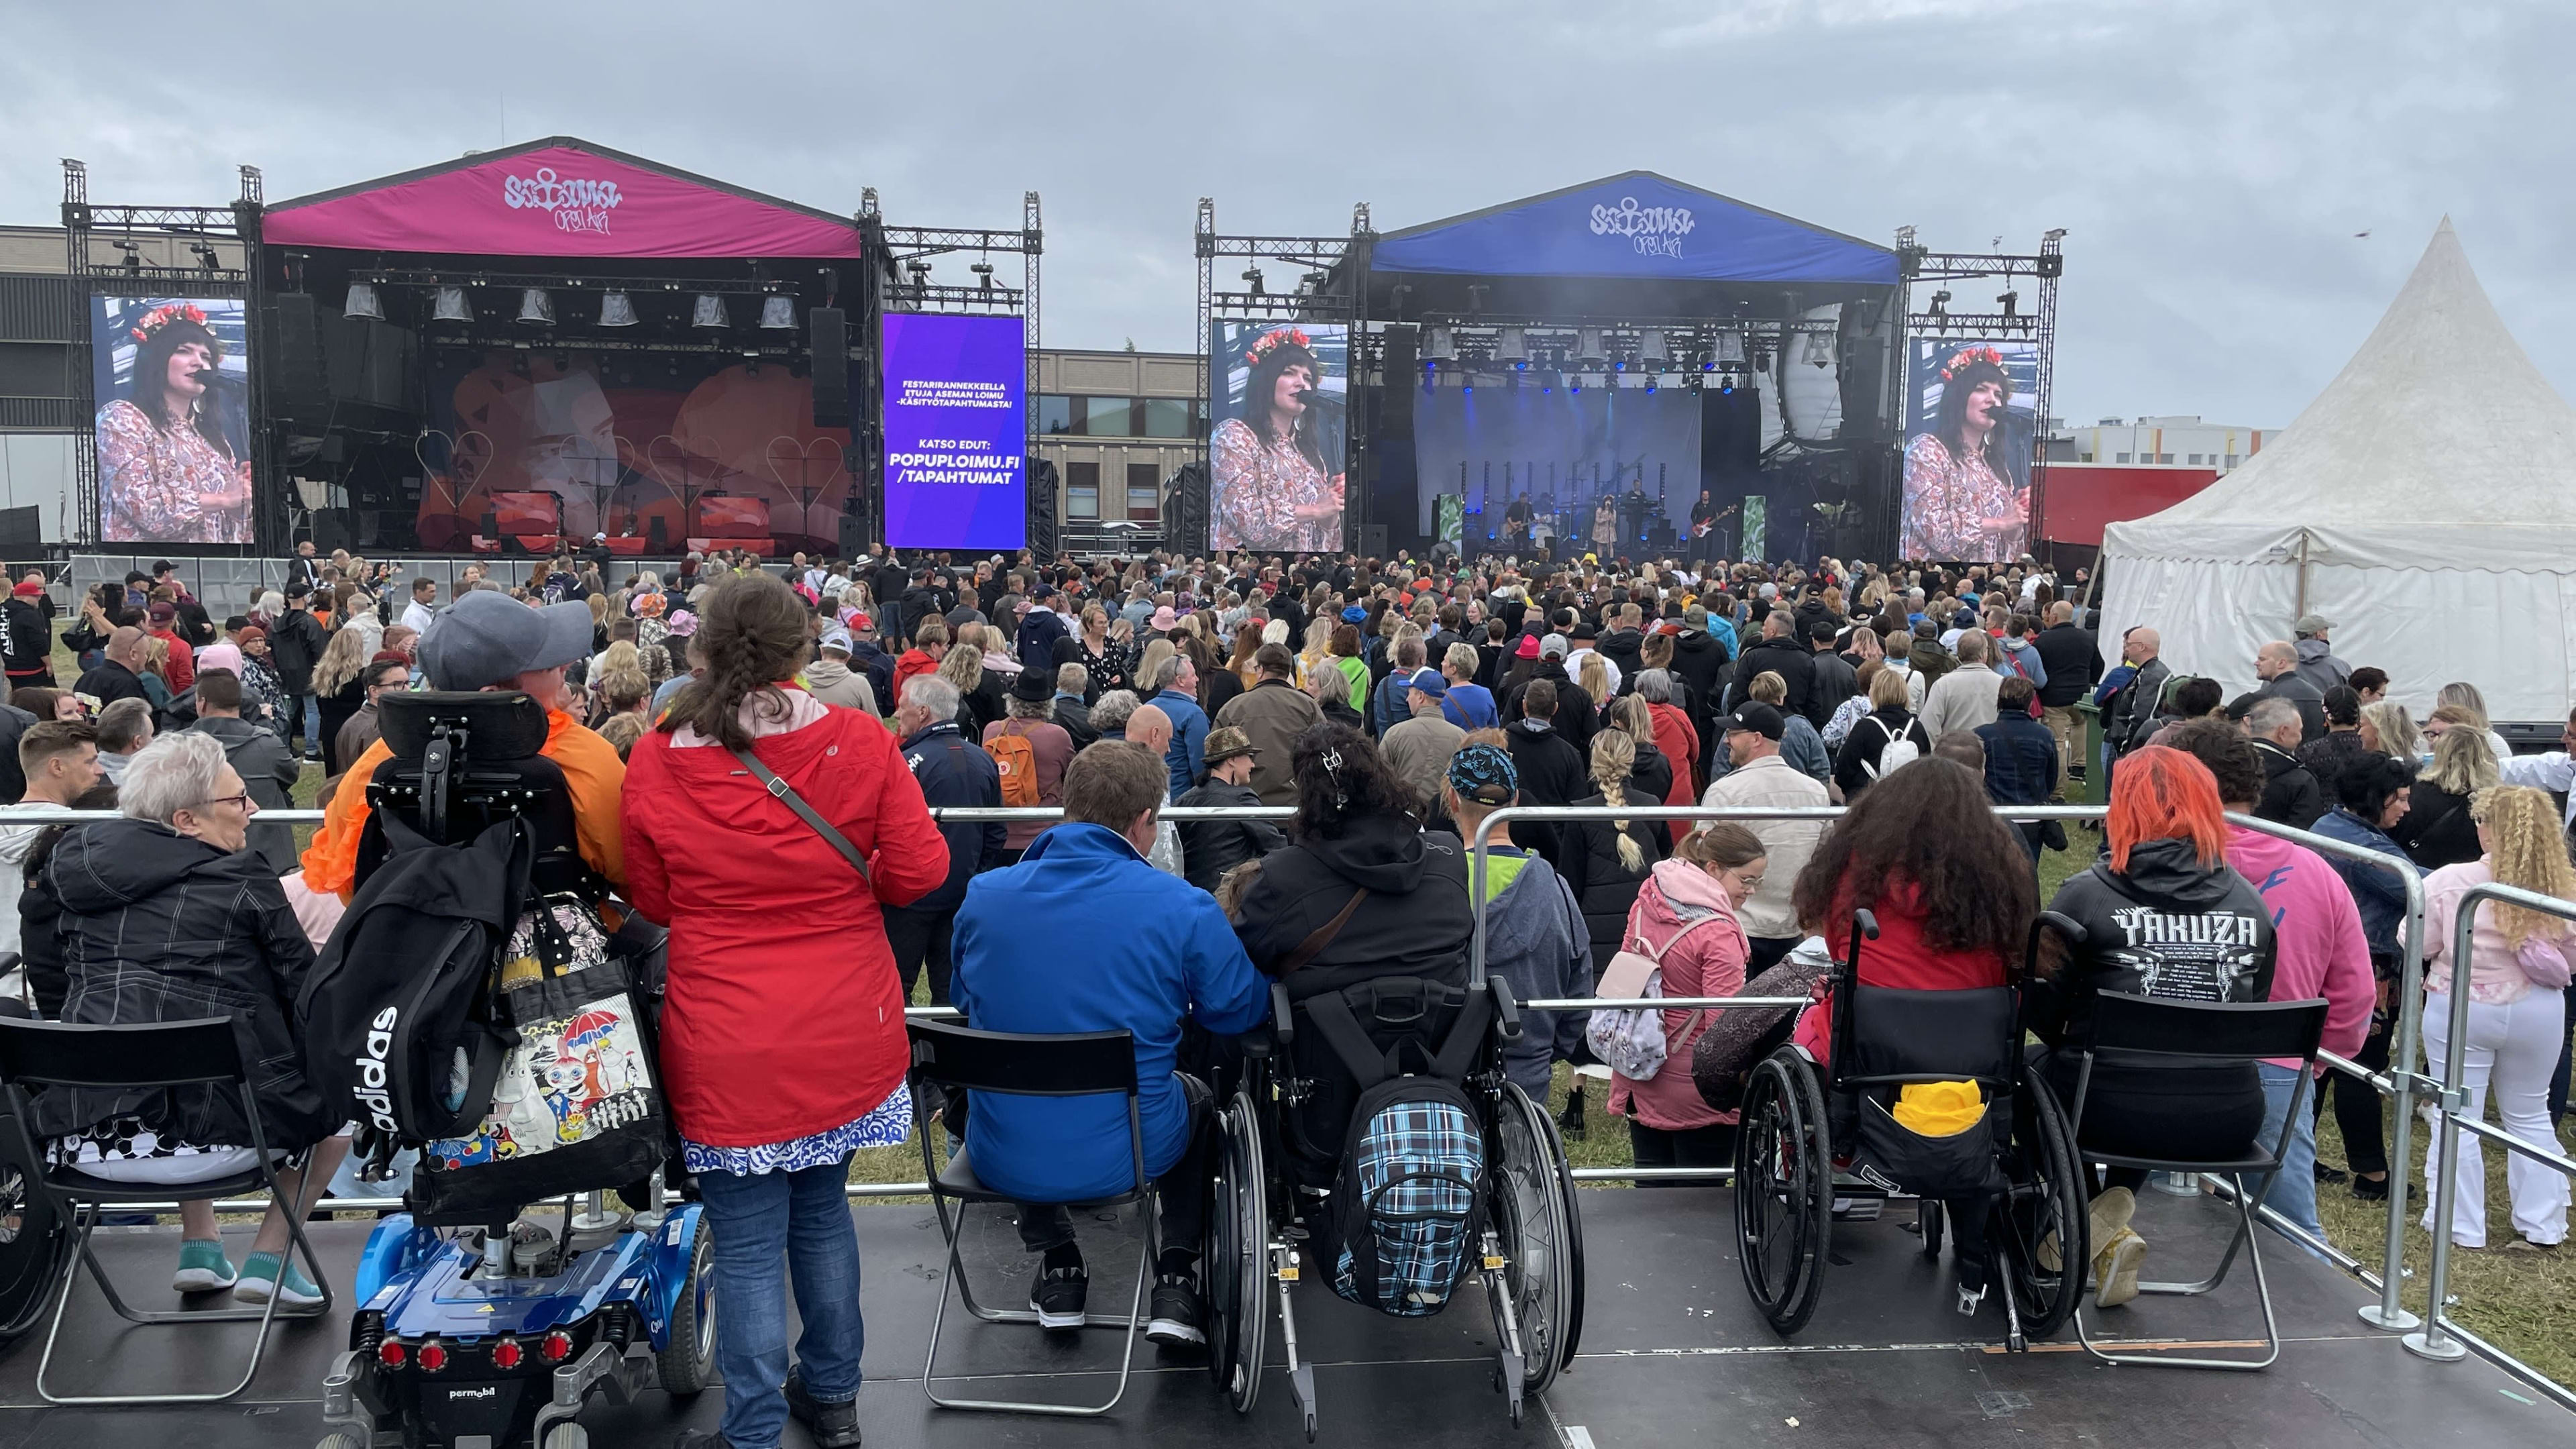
[2098,219,2576,723]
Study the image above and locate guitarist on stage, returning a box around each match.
[1688,489,1736,572]
[1501,494,1533,555]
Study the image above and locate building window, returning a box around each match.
[1078,397,1132,437]
[2157,453,2174,464]
[2185,453,2202,464]
[2077,452,2093,462]
[2224,454,2239,468]
[1126,462,1162,521]
[1065,460,1099,519]
[1038,394,1074,435]
[2115,452,2132,463]
[1142,397,1195,439]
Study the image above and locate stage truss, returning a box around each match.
[1892,225,2065,556]
[861,189,1043,557]
[1193,198,1365,554]
[61,160,266,549]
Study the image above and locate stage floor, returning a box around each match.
[0,1185,2557,1448]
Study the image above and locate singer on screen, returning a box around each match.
[1212,326,1344,551]
[96,303,253,544]
[1899,343,2026,561]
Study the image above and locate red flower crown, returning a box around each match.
[1243,326,1310,368]
[129,302,209,345]
[1937,344,2004,382]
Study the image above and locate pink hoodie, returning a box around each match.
[1608,859,1749,1130]
[2224,827,2374,1069]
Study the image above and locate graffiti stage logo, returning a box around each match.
[1589,196,1694,260]
[504,166,623,237]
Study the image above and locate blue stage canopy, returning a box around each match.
[1368,172,1896,286]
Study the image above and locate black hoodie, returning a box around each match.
[1727,632,1814,718]
[2035,836,2277,1053]
[1232,810,1474,1002]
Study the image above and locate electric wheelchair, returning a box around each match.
[1199,967,1587,1440]
[1733,911,2088,1351]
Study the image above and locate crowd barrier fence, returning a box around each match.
[7,798,2566,1403]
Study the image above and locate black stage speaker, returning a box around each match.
[1167,461,1209,554]
[268,294,328,412]
[1360,523,1387,559]
[311,510,353,553]
[1028,457,1059,561]
[1380,325,1416,437]
[327,317,413,411]
[810,308,850,427]
[0,506,40,555]
[839,510,867,557]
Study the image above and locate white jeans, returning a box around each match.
[2419,990,2571,1248]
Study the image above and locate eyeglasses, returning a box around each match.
[198,793,252,812]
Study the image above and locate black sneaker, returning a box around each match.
[2314,1161,2349,1185]
[1030,1262,1088,1330]
[1146,1272,1207,1348]
[2353,1174,2390,1202]
[785,1372,862,1448]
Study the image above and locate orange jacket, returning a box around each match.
[300,708,628,902]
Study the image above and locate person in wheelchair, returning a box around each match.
[950,741,1267,1348]
[1442,741,1594,1100]
[1784,757,2038,1312]
[2029,744,2277,1308]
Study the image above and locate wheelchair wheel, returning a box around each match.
[1991,1076,2085,1341]
[1490,1081,1574,1397]
[1917,1198,1944,1260]
[1733,1050,1831,1336]
[0,1116,69,1344]
[1203,1089,1268,1414]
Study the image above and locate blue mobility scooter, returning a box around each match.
[305,692,714,1449]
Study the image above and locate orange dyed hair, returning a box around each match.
[2106,745,2231,873]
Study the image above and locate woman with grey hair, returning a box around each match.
[34,731,346,1305]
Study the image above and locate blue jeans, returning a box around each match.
[2255,1063,2324,1254]
[295,692,321,754]
[695,1159,866,1449]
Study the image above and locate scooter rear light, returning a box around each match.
[490,1336,523,1369]
[539,1330,574,1363]
[377,1338,407,1368]
[417,1338,448,1373]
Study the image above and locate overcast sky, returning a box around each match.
[4,0,2565,430]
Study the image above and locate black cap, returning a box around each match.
[1722,702,1786,742]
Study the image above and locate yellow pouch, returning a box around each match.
[1892,1080,1984,1137]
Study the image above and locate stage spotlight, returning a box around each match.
[1241,266,1265,294]
[343,282,382,321]
[1569,378,1582,394]
[515,288,553,326]
[759,295,799,329]
[1644,378,1657,394]
[1642,328,1668,364]
[599,290,639,327]
[1716,330,1746,365]
[692,294,731,329]
[433,286,474,324]
[1576,327,1605,365]
[1424,326,1456,362]
[1929,289,1951,317]
[1997,288,2019,319]
[1498,327,1527,365]
[1719,384,1734,395]
[970,262,996,292]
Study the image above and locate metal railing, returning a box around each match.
[18,796,2572,1399]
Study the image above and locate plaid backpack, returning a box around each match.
[1302,985,1493,1318]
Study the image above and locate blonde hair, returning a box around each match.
[2420,727,2498,796]
[1134,639,1175,700]
[1578,651,1610,702]
[2435,682,2491,730]
[937,642,985,694]
[1607,693,1654,741]
[310,623,372,697]
[1868,665,1910,710]
[596,712,647,761]
[1589,729,1644,872]
[2473,785,2576,949]
[1748,669,1787,706]
[2361,700,2421,761]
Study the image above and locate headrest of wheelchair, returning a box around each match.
[378,690,552,762]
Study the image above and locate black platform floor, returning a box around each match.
[0,1186,2561,1448]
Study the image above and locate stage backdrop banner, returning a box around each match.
[880,313,1027,552]
[1900,338,2038,561]
[1208,321,1348,553]
[92,297,254,545]
[1411,383,1701,549]
[262,143,861,259]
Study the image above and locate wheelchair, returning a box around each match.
[1733,910,2086,1352]
[1199,967,1585,1440]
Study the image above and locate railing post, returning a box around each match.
[2361,863,2427,1332]
[2403,885,2490,1362]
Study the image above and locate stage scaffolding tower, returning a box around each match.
[61,160,266,550]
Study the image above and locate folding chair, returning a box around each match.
[0,1016,335,1405]
[2061,992,2329,1370]
[908,1018,1152,1417]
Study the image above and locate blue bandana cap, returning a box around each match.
[1446,742,1518,806]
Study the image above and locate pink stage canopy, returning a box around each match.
[263,138,861,259]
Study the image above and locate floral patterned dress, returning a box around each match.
[1900,432,2024,561]
[97,400,252,544]
[1212,417,1340,551]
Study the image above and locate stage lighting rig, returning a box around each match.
[1929,289,1950,317]
[1641,328,1668,364]
[343,283,382,321]
[971,262,996,292]
[515,288,553,326]
[1241,266,1265,294]
[190,241,221,271]
[1998,288,2019,321]
[1424,325,1456,363]
[433,286,474,324]
[1576,327,1606,366]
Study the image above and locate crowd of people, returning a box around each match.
[3,537,2571,1448]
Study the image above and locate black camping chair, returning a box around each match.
[2061,992,2330,1370]
[907,1019,1152,1417]
[0,1017,333,1405]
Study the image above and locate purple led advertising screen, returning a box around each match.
[880,312,1026,551]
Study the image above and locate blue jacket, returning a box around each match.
[1016,605,1071,676]
[898,722,1004,914]
[1976,711,2059,805]
[1155,688,1210,796]
[2310,808,2420,957]
[951,824,1267,1201]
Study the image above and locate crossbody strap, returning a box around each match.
[1279,888,1368,975]
[730,745,872,888]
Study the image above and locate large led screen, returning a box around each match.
[880,313,1027,551]
[93,297,255,544]
[1900,338,2039,561]
[1208,321,1347,552]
